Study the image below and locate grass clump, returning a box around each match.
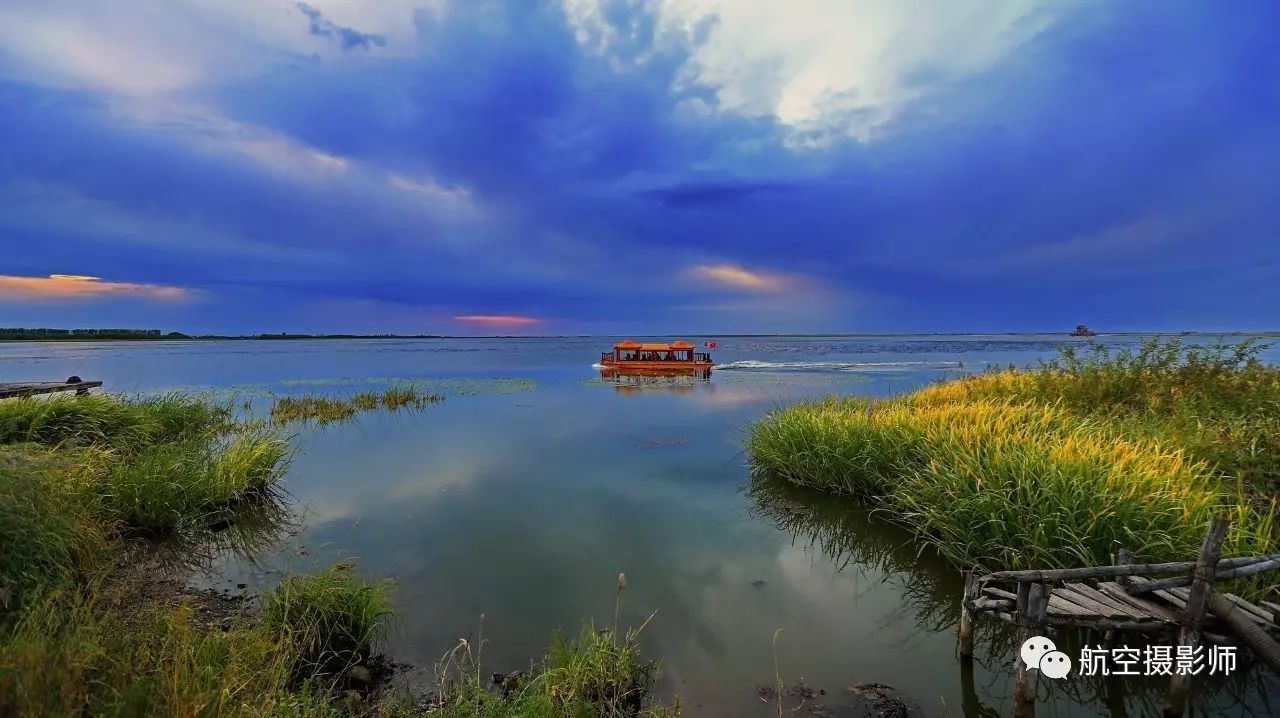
[0,393,229,453]
[747,339,1280,597]
[259,563,395,676]
[918,338,1280,498]
[1,568,382,717]
[423,624,677,718]
[0,391,398,716]
[270,386,443,426]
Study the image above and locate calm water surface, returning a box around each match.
[4,335,1278,716]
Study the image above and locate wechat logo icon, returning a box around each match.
[1021,636,1072,679]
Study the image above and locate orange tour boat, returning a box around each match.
[597,339,713,372]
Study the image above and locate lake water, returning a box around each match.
[4,335,1278,716]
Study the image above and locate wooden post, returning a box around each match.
[1013,582,1050,718]
[1116,549,1134,589]
[958,572,977,659]
[1105,549,1133,647]
[1164,516,1229,718]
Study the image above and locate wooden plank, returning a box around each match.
[1097,582,1180,624]
[1058,584,1136,618]
[1043,615,1171,633]
[1130,576,1190,612]
[982,586,1018,602]
[0,380,102,398]
[1064,582,1144,619]
[1261,601,1280,625]
[1048,592,1099,618]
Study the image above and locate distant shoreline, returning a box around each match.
[2,330,1278,342]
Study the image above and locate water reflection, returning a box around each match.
[746,474,960,635]
[145,487,298,577]
[596,368,713,395]
[747,473,1280,717]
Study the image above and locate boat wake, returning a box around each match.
[712,360,963,372]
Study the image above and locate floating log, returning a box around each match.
[1208,590,1280,672]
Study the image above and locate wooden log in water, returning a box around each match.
[1208,590,1280,672]
[1164,516,1229,718]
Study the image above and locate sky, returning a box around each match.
[1,0,1277,335]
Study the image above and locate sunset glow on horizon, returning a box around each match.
[0,274,190,302]
[453,314,542,327]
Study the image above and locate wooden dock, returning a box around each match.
[0,378,103,399]
[958,517,1280,717]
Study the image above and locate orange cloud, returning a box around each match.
[688,263,794,292]
[0,274,189,301]
[453,314,542,326]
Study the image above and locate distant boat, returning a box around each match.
[597,339,714,373]
[1070,324,1097,337]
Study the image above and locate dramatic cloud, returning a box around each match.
[0,1,1276,333]
[0,274,190,301]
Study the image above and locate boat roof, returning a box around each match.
[614,339,696,350]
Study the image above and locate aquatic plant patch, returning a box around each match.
[747,339,1280,598]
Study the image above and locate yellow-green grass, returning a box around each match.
[415,624,678,718]
[270,386,443,426]
[0,392,398,716]
[747,340,1280,597]
[0,574,368,717]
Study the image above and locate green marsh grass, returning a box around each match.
[0,569,373,717]
[747,339,1280,598]
[270,386,443,425]
[422,623,677,718]
[2,390,673,716]
[259,563,395,676]
[0,393,230,453]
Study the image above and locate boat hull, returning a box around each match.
[598,360,713,373]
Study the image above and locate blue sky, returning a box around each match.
[1,0,1277,335]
